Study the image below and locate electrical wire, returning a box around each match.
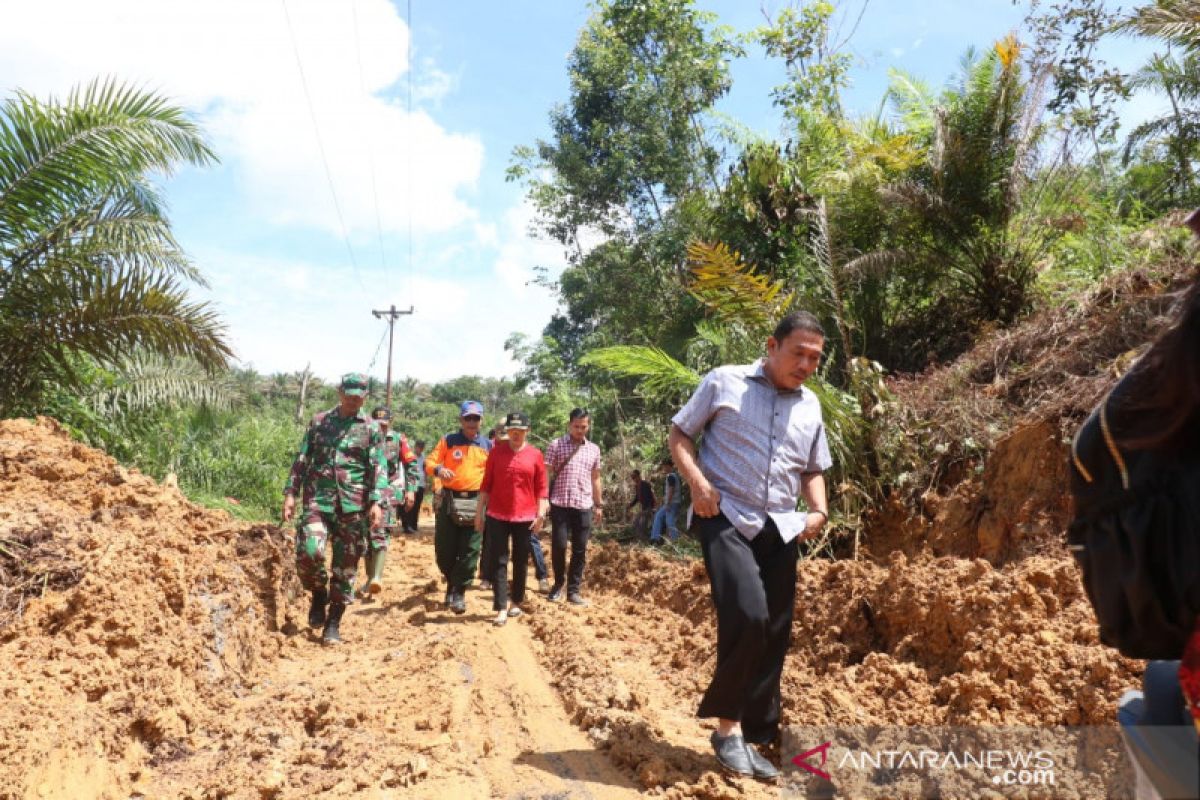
[406,0,414,305]
[280,0,365,290]
[351,0,390,283]
[366,323,388,374]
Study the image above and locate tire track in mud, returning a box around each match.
[148,530,648,798]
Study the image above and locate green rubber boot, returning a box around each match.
[366,548,387,596]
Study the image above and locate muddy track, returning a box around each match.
[0,417,1142,799]
[143,532,660,798]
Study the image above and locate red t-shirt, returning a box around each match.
[480,442,547,522]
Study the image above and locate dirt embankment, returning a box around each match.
[0,417,295,799]
[0,416,1137,799]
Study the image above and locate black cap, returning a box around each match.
[371,406,392,422]
[504,411,530,430]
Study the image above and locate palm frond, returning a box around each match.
[88,350,236,417]
[0,77,214,249]
[840,248,912,282]
[580,345,701,399]
[1115,1,1200,51]
[0,80,227,415]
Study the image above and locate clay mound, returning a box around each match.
[872,252,1198,563]
[0,417,294,798]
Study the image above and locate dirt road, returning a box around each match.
[0,417,1142,799]
[142,531,671,798]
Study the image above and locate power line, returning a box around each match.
[406,0,414,304]
[366,323,389,375]
[280,0,365,290]
[351,0,389,282]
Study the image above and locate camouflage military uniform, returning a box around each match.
[369,428,420,550]
[285,405,387,605]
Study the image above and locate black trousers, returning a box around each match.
[484,516,532,611]
[402,486,425,530]
[695,513,797,744]
[549,504,593,595]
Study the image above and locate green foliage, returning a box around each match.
[1023,0,1128,163]
[0,79,231,416]
[581,346,700,400]
[509,0,740,241]
[1120,53,1200,205]
[131,405,300,520]
[1116,0,1200,51]
[755,0,852,119]
[875,39,1060,361]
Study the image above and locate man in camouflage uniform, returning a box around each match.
[282,372,387,645]
[360,406,420,599]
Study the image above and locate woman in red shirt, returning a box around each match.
[474,411,549,626]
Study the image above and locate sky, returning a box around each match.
[0,0,1163,385]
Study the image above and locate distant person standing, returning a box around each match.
[649,458,682,544]
[426,401,491,614]
[401,439,428,533]
[282,372,387,646]
[627,469,655,541]
[545,408,603,605]
[362,406,418,598]
[474,411,548,626]
[670,311,832,780]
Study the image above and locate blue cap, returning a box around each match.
[459,400,484,417]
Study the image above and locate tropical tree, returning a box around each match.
[1122,52,1200,203]
[510,0,740,242]
[0,79,232,416]
[882,40,1055,340]
[1116,0,1200,51]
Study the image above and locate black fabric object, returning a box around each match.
[550,505,593,596]
[485,516,532,612]
[1068,377,1200,659]
[695,513,797,744]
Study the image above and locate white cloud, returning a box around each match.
[196,197,564,382]
[0,0,481,236]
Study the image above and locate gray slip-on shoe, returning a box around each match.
[743,741,780,781]
[710,732,754,777]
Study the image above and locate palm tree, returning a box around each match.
[0,79,232,416]
[883,39,1052,328]
[1122,52,1200,202]
[1116,0,1200,51]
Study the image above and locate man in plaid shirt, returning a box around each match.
[544,408,604,604]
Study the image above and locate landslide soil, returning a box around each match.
[0,417,1137,799]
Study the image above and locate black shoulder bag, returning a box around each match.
[1068,390,1200,659]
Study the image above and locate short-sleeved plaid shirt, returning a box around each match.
[671,359,832,543]
[545,434,602,510]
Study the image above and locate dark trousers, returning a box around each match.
[485,516,532,611]
[402,487,425,531]
[530,531,548,581]
[434,505,482,592]
[696,513,797,744]
[550,504,593,595]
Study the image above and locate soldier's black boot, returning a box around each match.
[321,602,345,646]
[307,587,328,628]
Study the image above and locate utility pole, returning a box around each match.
[371,304,414,408]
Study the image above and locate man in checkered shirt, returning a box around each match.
[544,408,604,604]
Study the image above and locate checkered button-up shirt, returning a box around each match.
[545,434,602,510]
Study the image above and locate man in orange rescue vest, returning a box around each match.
[426,400,492,613]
